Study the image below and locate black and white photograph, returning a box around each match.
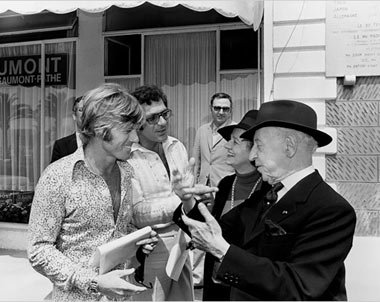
[0,1,379,301]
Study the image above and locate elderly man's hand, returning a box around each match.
[182,203,229,260]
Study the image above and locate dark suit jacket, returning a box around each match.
[174,171,356,301]
[51,133,78,163]
[203,174,234,301]
[203,173,262,301]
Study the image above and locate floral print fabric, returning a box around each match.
[28,147,136,302]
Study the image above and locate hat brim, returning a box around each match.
[241,120,332,147]
[218,122,253,141]
[218,125,235,141]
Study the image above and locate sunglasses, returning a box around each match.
[145,109,172,125]
[134,247,153,289]
[212,106,231,113]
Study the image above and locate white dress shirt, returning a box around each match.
[277,166,315,202]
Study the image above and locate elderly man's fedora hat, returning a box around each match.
[218,109,258,141]
[241,100,332,147]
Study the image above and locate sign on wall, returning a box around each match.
[0,54,68,86]
[326,1,380,77]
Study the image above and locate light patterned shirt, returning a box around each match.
[28,147,136,302]
[128,136,193,301]
[129,136,189,228]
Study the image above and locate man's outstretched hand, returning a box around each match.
[182,203,229,259]
[172,157,218,212]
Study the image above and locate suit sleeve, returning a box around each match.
[51,140,63,163]
[172,201,205,237]
[217,199,356,300]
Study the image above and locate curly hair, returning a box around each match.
[131,85,168,106]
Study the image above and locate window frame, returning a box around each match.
[103,22,261,108]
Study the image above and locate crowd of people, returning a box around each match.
[28,82,356,301]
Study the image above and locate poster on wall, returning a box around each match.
[326,1,380,77]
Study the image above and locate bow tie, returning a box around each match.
[258,182,284,222]
[264,182,284,207]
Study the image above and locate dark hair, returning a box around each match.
[131,85,168,106]
[210,92,232,107]
[72,96,83,112]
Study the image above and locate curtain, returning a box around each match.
[105,77,141,93]
[144,31,216,153]
[0,41,75,191]
[220,72,258,121]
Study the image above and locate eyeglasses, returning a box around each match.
[212,106,231,113]
[134,247,153,289]
[145,109,172,125]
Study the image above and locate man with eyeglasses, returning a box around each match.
[51,96,83,163]
[193,92,236,188]
[128,85,194,301]
[191,92,236,288]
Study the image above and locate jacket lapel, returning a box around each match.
[206,123,213,151]
[245,171,323,244]
[212,133,223,148]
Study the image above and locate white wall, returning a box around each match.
[264,2,380,300]
[264,0,337,178]
[345,236,380,301]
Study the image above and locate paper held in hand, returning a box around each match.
[92,226,152,275]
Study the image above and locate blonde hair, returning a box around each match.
[80,83,144,146]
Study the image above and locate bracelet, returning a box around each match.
[88,278,102,298]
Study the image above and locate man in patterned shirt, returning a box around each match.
[28,83,158,301]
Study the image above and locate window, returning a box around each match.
[0,11,78,44]
[0,40,76,223]
[103,8,261,153]
[220,29,258,70]
[105,35,141,76]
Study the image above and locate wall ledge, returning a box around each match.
[0,222,28,250]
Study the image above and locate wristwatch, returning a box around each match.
[88,278,101,298]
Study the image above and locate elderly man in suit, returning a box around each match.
[173,100,356,300]
[51,96,83,163]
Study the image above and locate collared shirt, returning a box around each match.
[129,136,189,229]
[28,147,136,301]
[277,166,315,202]
[75,131,82,149]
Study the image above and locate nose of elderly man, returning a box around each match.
[249,144,257,162]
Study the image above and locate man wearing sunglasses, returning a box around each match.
[193,92,236,188]
[128,85,194,301]
[191,92,236,288]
